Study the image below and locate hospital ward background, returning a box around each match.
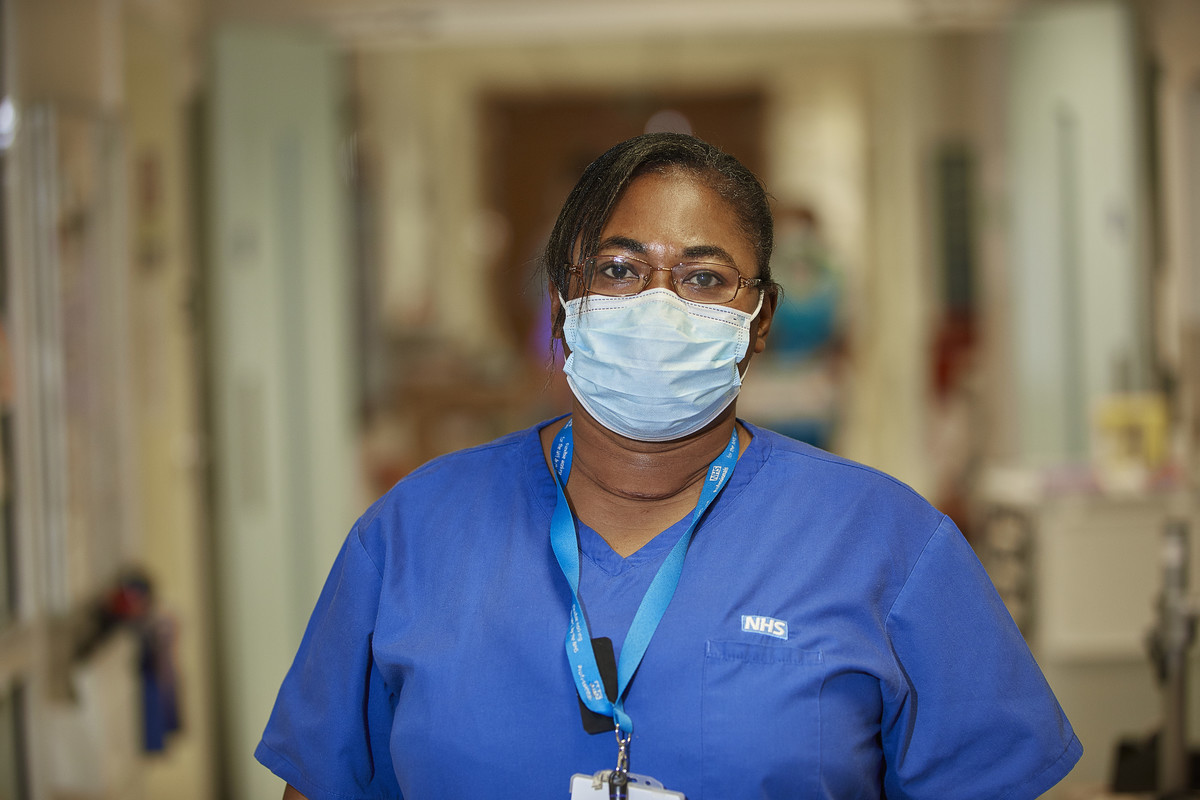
[2,0,1200,797]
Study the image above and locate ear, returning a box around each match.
[548,282,566,342]
[751,287,778,355]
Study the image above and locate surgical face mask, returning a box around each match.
[560,287,764,442]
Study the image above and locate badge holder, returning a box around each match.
[568,727,686,799]
[568,773,685,799]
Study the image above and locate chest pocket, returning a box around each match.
[701,640,824,799]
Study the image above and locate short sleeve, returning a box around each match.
[882,516,1082,800]
[255,523,402,800]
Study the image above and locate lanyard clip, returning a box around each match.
[609,726,631,800]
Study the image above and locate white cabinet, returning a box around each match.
[979,492,1196,788]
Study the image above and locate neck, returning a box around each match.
[542,404,748,556]
[567,407,739,501]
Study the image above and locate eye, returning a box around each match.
[678,264,731,289]
[593,257,644,282]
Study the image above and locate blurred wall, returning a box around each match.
[204,26,360,800]
[1153,0,1200,466]
[7,0,214,798]
[123,5,215,799]
[1007,0,1150,467]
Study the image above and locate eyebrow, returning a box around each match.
[595,236,738,265]
[596,236,647,255]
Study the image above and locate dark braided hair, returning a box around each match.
[541,132,776,333]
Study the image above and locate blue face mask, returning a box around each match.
[560,287,764,442]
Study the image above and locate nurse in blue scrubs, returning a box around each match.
[259,133,1081,800]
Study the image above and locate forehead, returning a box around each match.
[596,171,756,269]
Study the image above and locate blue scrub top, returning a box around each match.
[256,418,1081,799]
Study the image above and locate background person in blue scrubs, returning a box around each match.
[260,133,1081,800]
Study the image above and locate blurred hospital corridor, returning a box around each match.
[2,0,1200,797]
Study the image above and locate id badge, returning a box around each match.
[569,773,686,799]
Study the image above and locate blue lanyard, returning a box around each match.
[548,419,739,734]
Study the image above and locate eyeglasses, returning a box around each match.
[567,255,762,305]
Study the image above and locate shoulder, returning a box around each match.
[726,423,951,589]
[745,423,943,524]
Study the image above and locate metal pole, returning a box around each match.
[1160,518,1192,797]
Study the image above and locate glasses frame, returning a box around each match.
[567,254,763,305]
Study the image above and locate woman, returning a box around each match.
[257,133,1081,799]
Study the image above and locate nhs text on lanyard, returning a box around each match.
[549,420,738,798]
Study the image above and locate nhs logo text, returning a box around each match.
[741,615,788,640]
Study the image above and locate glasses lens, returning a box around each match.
[584,256,647,296]
[672,263,740,304]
